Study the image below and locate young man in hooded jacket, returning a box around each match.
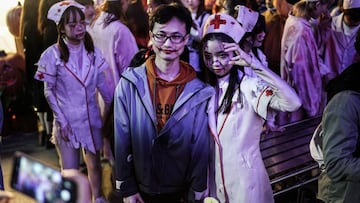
[113,3,214,203]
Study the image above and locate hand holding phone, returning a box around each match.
[62,169,91,203]
[0,190,13,203]
[10,152,77,203]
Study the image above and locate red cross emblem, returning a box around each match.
[37,73,44,80]
[265,89,273,96]
[210,15,226,29]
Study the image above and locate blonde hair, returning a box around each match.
[292,0,329,18]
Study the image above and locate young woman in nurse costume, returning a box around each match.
[35,1,113,202]
[201,13,302,203]
[279,0,331,124]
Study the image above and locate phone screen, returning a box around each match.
[10,152,77,203]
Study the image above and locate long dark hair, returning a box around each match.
[94,0,127,28]
[126,0,149,40]
[38,0,61,35]
[21,0,41,43]
[251,14,265,59]
[57,6,94,62]
[238,12,265,57]
[195,0,207,19]
[20,0,43,81]
[200,32,244,114]
[150,0,183,10]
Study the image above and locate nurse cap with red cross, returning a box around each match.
[47,0,86,24]
[203,13,245,43]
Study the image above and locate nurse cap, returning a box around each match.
[47,0,86,24]
[234,5,259,33]
[343,0,360,9]
[203,13,245,43]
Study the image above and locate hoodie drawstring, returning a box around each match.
[175,84,181,100]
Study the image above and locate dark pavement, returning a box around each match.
[0,132,318,203]
[0,132,114,203]
[0,132,58,202]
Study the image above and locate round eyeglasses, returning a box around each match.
[151,32,187,44]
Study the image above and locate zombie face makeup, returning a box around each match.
[203,39,234,77]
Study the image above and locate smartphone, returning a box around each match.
[10,152,77,203]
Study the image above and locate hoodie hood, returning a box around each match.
[145,55,197,131]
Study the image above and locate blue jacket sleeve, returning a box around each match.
[113,79,138,197]
[187,99,210,202]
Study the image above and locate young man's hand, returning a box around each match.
[123,193,144,203]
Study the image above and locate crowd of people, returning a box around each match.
[0,0,360,202]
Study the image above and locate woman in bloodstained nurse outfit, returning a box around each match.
[200,13,301,203]
[34,1,113,203]
[88,0,138,164]
[234,5,284,133]
[279,0,331,125]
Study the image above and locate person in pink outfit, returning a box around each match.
[35,1,113,202]
[88,0,139,165]
[279,0,331,125]
[319,0,360,80]
[201,13,301,203]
